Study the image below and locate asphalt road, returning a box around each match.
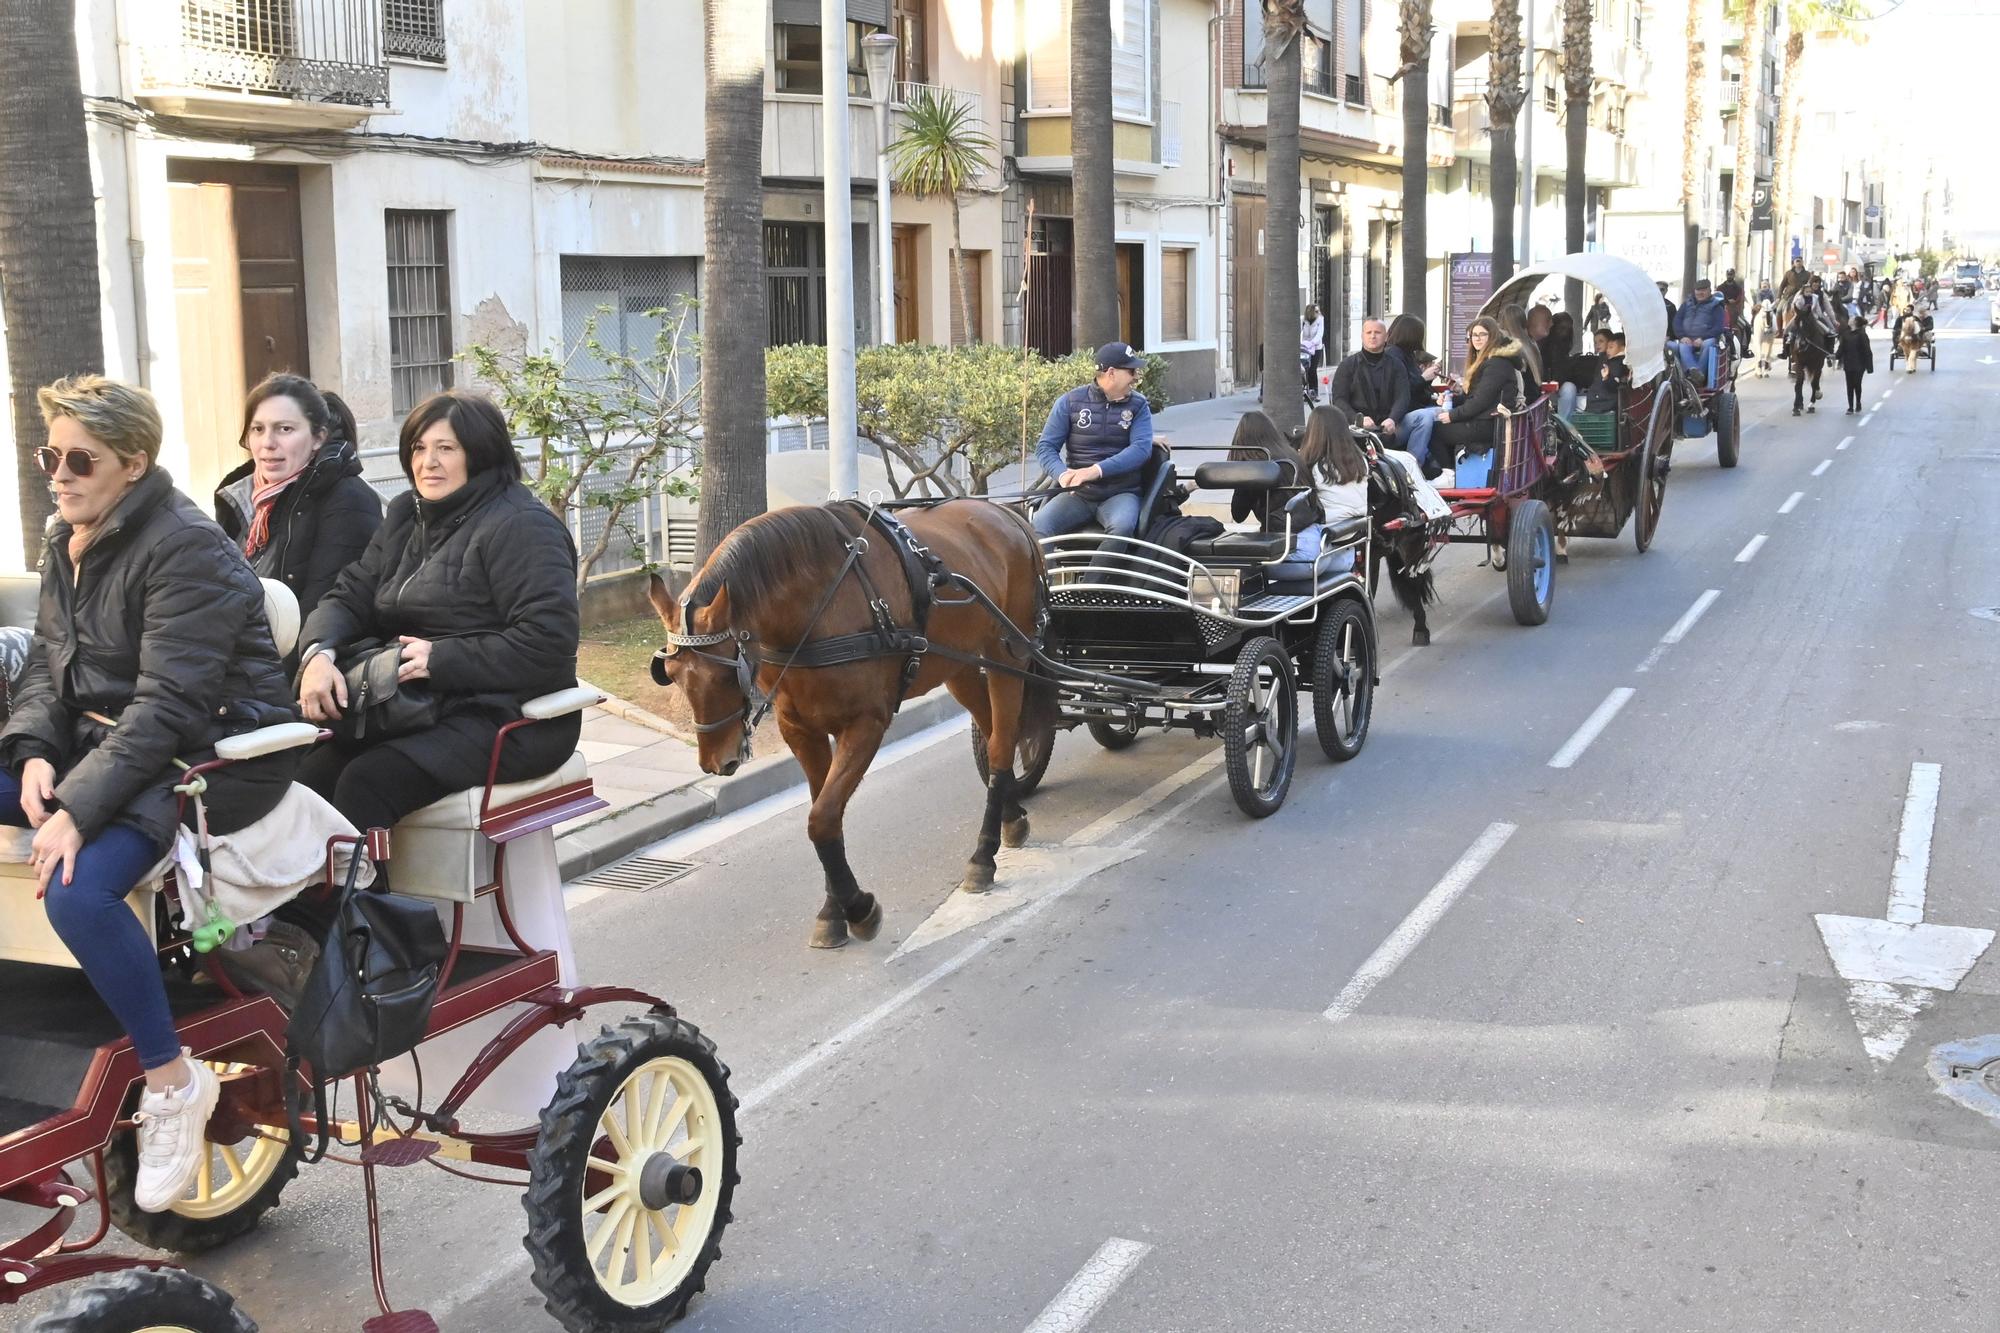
[32,297,2000,1332]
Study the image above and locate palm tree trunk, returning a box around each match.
[1488,0,1524,288]
[1071,1,1118,350]
[698,0,769,562]
[1731,0,1761,277]
[1398,2,1433,325]
[1772,29,1804,273]
[1261,7,1304,434]
[0,0,104,565]
[949,193,973,344]
[1561,0,1590,319]
[1681,0,1711,298]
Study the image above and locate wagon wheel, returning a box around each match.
[1633,391,1673,553]
[22,1267,256,1333]
[105,1061,299,1254]
[1222,636,1298,818]
[1311,599,1375,762]
[1712,390,1741,469]
[1085,717,1141,750]
[968,714,1056,796]
[525,1012,739,1331]
[1505,499,1556,626]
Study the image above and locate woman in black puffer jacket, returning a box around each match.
[295,390,582,855]
[0,376,299,1212]
[215,375,382,665]
[1433,317,1530,462]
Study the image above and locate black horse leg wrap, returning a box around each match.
[813,837,864,908]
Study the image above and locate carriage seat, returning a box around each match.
[1186,459,1310,564]
[388,686,601,904]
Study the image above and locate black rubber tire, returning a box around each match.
[103,1085,299,1255]
[1311,599,1375,762]
[524,1011,739,1331]
[1221,636,1298,818]
[1712,391,1741,469]
[1086,718,1140,751]
[969,715,1056,796]
[25,1267,257,1333]
[1505,498,1556,626]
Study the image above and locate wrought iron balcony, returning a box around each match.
[135,1,394,128]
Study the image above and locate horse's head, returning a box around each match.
[648,573,758,777]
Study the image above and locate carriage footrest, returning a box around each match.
[360,1138,439,1168]
[363,1312,438,1333]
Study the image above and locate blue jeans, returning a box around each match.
[1398,407,1441,468]
[1032,489,1141,539]
[0,771,178,1069]
[1555,383,1580,421]
[1675,338,1718,383]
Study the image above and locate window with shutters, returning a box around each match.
[1161,248,1192,343]
[385,211,453,417]
[1247,4,1330,96]
[772,3,889,96]
[1025,0,1151,121]
[1341,0,1364,103]
[384,0,445,63]
[764,222,825,346]
[559,256,701,392]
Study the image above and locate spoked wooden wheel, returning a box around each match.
[106,1062,298,1254]
[22,1268,256,1333]
[525,1012,739,1330]
[1634,392,1673,553]
[1311,599,1375,762]
[1222,636,1298,818]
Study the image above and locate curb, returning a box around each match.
[555,686,967,880]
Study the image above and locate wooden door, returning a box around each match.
[892,225,919,343]
[1115,243,1144,349]
[1231,195,1267,384]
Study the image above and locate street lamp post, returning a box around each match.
[863,34,899,351]
[823,0,858,499]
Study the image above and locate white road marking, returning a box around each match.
[1811,459,1833,476]
[1859,412,1875,427]
[1022,1238,1153,1333]
[1837,434,1854,450]
[1323,822,1518,1024]
[1635,590,1721,673]
[1547,687,1636,769]
[1734,534,1768,563]
[1872,400,1886,411]
[1778,491,1804,514]
[1888,761,1941,925]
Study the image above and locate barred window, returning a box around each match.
[386,210,454,416]
[385,0,445,63]
[559,256,702,391]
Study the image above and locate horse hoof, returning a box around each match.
[1002,815,1030,849]
[809,917,850,949]
[1412,627,1431,647]
[958,862,996,895]
[847,896,883,942]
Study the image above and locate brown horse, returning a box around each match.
[647,500,1055,948]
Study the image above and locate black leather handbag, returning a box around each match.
[331,639,438,742]
[284,853,448,1160]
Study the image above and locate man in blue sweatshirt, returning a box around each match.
[1673,277,1728,386]
[1031,342,1155,539]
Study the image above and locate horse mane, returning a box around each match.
[686,504,858,614]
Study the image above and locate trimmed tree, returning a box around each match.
[1488,0,1526,287]
[1070,1,1119,350]
[1396,1,1435,325]
[1260,0,1307,434]
[1561,0,1591,320]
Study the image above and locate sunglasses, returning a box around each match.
[34,446,103,478]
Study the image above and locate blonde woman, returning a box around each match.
[1433,317,1529,462]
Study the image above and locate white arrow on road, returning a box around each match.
[1815,762,1994,1065]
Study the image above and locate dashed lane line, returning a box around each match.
[1837,434,1854,450]
[1547,687,1636,770]
[1022,1238,1154,1333]
[1636,590,1721,673]
[1859,412,1875,427]
[1735,533,1769,563]
[1779,491,1804,514]
[1811,459,1833,477]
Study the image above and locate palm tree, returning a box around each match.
[1729,0,1763,278]
[1261,0,1307,434]
[697,0,768,562]
[1681,0,1715,297]
[1487,0,1526,287]
[0,0,104,564]
[887,88,999,346]
[1395,1,1435,324]
[1772,2,1863,268]
[1560,0,1591,319]
[1071,1,1118,350]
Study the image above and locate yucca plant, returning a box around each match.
[887,86,999,347]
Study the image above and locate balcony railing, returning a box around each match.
[140,0,390,107]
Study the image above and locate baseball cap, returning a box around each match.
[1095,341,1144,371]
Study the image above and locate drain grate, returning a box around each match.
[574,856,698,894]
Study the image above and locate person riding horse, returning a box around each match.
[1786,277,1839,416]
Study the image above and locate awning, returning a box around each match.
[1482,253,1668,385]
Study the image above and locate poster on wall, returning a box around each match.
[1598,210,1684,284]
[1447,252,1494,377]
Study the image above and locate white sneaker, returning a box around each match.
[132,1052,220,1213]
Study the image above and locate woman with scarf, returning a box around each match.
[215,375,382,669]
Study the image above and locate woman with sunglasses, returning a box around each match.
[0,375,301,1213]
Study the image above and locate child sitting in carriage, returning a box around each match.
[1225,407,1366,573]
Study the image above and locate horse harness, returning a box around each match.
[653,502,1030,761]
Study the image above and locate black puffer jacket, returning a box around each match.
[215,439,383,638]
[299,470,581,785]
[0,468,299,849]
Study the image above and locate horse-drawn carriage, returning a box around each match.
[3,580,735,1333]
[1371,254,1702,637]
[1029,444,1377,817]
[1889,313,1938,373]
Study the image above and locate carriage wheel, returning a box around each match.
[1222,637,1298,818]
[1311,600,1375,762]
[1712,391,1741,469]
[1086,717,1141,751]
[23,1267,257,1333]
[1633,395,1673,554]
[525,1012,739,1331]
[968,715,1056,796]
[105,1062,298,1254]
[1505,499,1556,626]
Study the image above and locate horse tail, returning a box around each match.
[1386,554,1436,617]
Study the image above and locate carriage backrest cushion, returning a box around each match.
[1193,460,1284,491]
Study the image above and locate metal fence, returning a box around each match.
[147,0,391,105]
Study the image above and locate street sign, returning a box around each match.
[1866,204,1883,220]
[1446,253,1493,376]
[1599,211,1684,283]
[1751,177,1773,232]
[1822,244,1842,268]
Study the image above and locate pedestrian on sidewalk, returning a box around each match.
[1837,313,1874,413]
